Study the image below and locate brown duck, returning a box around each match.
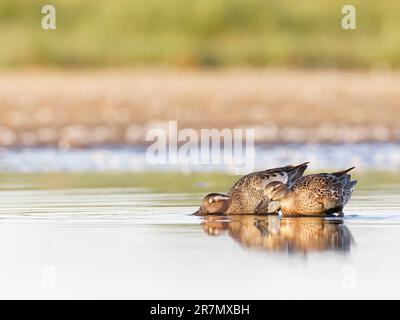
[201,215,354,253]
[264,167,357,216]
[193,162,308,215]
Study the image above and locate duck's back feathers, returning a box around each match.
[288,168,357,214]
[227,162,309,214]
[230,162,308,193]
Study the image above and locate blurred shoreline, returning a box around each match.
[1,69,399,147]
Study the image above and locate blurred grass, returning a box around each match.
[0,0,400,68]
[0,171,399,192]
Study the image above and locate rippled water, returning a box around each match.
[0,178,400,299]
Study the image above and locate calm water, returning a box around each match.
[0,145,399,299]
[0,181,400,299]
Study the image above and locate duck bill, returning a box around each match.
[192,207,205,215]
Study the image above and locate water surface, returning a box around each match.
[1,143,399,173]
[0,173,399,299]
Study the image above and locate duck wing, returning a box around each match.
[275,161,310,187]
[291,170,357,213]
[326,168,357,206]
[314,174,357,210]
[228,162,308,214]
[343,179,357,205]
[230,162,309,193]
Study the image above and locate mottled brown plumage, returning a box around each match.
[193,162,308,215]
[201,215,354,253]
[265,167,357,216]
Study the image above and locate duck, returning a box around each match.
[201,215,354,253]
[193,162,309,215]
[263,167,357,216]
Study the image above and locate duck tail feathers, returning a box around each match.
[332,167,355,176]
[287,162,309,184]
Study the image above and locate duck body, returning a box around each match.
[225,163,308,214]
[193,162,308,215]
[278,168,357,216]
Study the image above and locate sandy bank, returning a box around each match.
[0,69,399,147]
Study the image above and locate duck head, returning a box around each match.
[193,193,231,215]
[265,181,289,201]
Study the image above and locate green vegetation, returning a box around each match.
[1,0,400,68]
[0,172,235,192]
[0,171,398,193]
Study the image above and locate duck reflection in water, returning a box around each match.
[201,215,354,254]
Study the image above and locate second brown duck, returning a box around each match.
[263,167,357,216]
